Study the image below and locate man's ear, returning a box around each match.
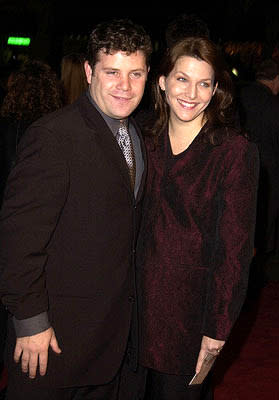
[84,61,93,84]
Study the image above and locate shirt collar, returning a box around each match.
[86,90,129,137]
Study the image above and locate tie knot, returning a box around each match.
[119,119,128,131]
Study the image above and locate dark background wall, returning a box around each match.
[0,0,279,79]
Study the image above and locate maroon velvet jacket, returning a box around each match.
[137,126,259,375]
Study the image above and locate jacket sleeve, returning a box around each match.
[202,139,259,340]
[0,123,69,320]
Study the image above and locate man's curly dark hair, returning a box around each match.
[87,19,152,71]
[1,59,63,127]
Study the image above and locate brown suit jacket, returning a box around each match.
[0,93,146,387]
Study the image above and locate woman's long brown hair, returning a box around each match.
[146,37,236,145]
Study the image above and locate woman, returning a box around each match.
[0,59,63,204]
[137,37,259,399]
[60,52,88,105]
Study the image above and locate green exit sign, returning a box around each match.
[7,37,31,46]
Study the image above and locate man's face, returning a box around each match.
[85,50,149,120]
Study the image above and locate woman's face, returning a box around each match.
[159,56,217,128]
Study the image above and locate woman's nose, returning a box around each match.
[186,83,197,99]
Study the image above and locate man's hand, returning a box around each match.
[195,335,225,374]
[14,327,62,379]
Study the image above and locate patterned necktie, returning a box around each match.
[116,120,136,189]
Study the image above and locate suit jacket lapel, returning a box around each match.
[132,116,147,203]
[78,94,133,194]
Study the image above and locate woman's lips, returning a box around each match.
[177,99,197,109]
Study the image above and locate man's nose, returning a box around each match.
[118,74,131,91]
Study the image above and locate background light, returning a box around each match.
[7,37,31,46]
[232,68,239,77]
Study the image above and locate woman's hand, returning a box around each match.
[195,335,225,373]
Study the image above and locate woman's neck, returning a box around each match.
[168,117,205,155]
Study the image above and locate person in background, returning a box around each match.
[137,37,259,399]
[237,58,279,289]
[0,59,63,204]
[165,13,210,48]
[60,52,88,105]
[0,18,152,400]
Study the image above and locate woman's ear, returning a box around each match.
[159,76,166,91]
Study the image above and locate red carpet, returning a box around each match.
[213,282,279,400]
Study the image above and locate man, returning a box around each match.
[0,19,152,399]
[237,58,279,287]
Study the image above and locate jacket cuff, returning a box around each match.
[13,312,50,337]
